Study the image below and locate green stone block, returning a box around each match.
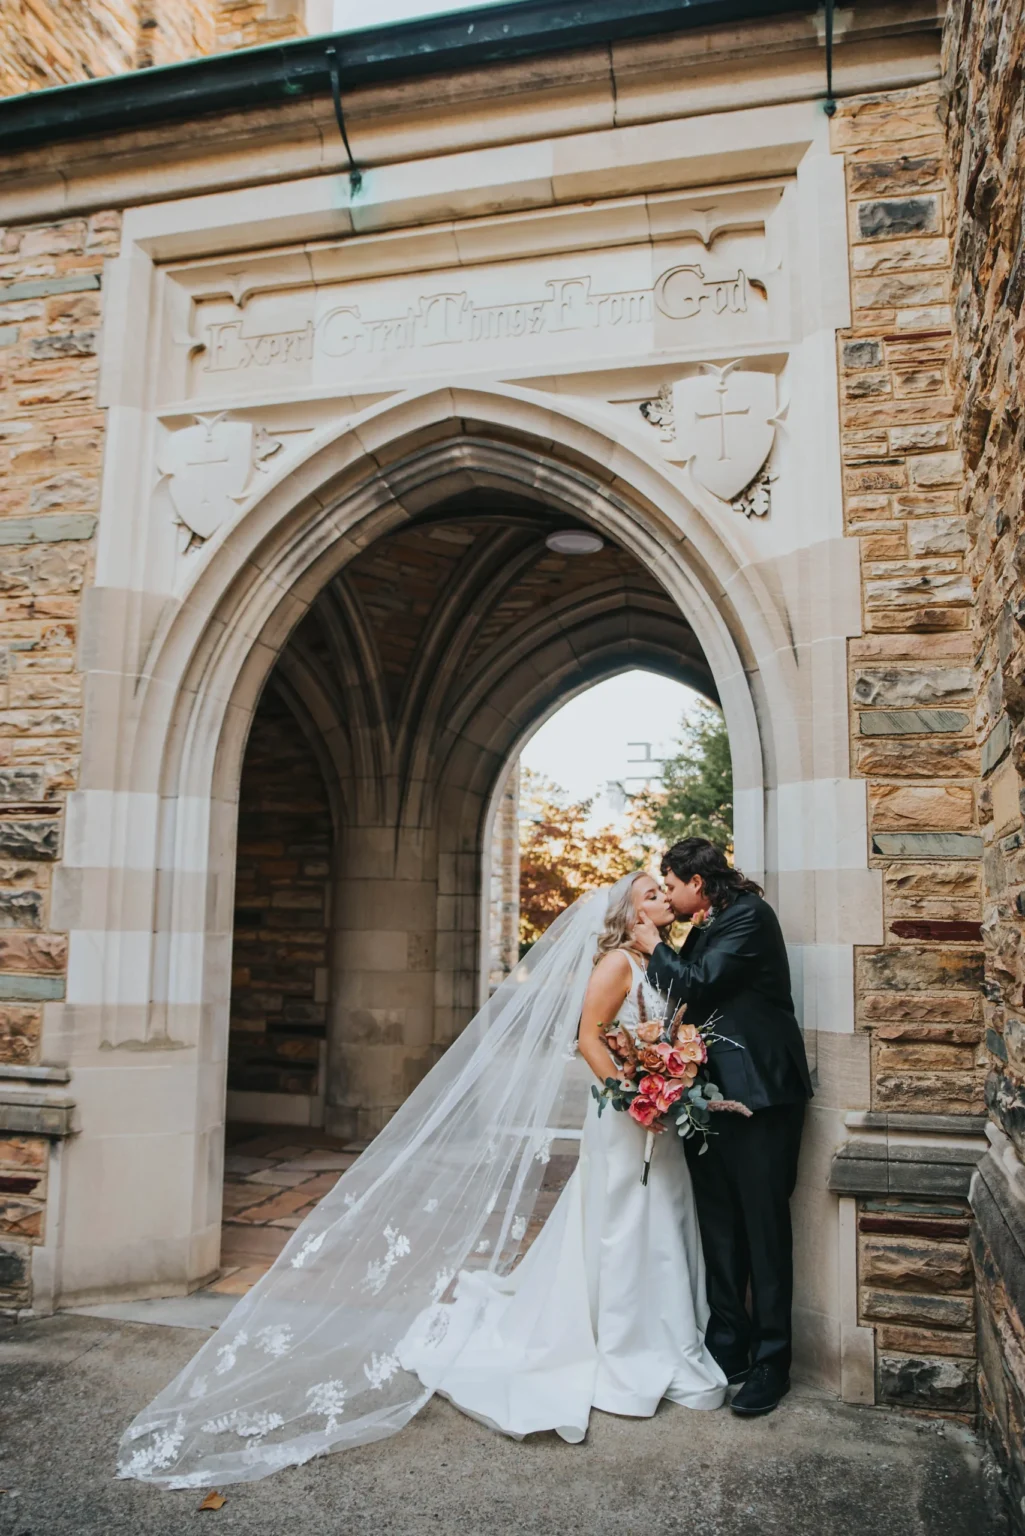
[0,514,97,547]
[872,832,984,859]
[859,709,970,736]
[982,715,1012,776]
[0,974,64,1001]
[0,273,100,304]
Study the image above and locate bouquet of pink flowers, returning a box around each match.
[593,988,752,1184]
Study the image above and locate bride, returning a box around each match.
[119,872,725,1490]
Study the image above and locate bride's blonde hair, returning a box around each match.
[593,871,649,964]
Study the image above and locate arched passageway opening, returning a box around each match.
[215,492,718,1292]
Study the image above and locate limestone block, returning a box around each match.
[861,1235,971,1292]
[0,933,66,972]
[856,948,984,992]
[0,1240,29,1305]
[869,784,974,831]
[990,758,1021,838]
[875,1071,982,1112]
[856,197,941,238]
[876,1354,976,1413]
[0,890,43,930]
[884,862,981,900]
[861,1287,975,1329]
[860,994,980,1027]
[909,453,963,488]
[853,667,972,707]
[856,739,979,777]
[0,1004,41,1063]
[0,768,46,802]
[0,818,59,862]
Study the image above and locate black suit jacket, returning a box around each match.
[646,890,812,1111]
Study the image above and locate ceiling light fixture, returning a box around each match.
[545,530,604,555]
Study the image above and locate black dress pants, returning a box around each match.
[685,1101,805,1374]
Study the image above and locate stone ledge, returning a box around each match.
[0,1063,71,1084]
[846,1110,989,1136]
[830,1138,986,1198]
[0,1082,76,1137]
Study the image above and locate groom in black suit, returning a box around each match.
[633,837,811,1416]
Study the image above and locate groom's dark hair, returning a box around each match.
[660,837,763,908]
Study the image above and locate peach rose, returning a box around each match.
[638,1045,667,1072]
[603,1026,633,1058]
[635,1020,662,1045]
[676,1036,707,1064]
[674,1022,702,1045]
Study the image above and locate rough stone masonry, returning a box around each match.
[0,5,1022,1529]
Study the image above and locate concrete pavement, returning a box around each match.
[0,1313,1007,1536]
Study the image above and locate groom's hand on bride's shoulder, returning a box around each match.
[633,910,662,955]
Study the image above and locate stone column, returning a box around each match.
[326,824,439,1141]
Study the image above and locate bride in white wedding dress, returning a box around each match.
[118,873,722,1491]
[398,871,726,1435]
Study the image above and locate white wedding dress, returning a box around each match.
[398,954,727,1439]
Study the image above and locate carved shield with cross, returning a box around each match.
[670,365,777,502]
[162,416,255,543]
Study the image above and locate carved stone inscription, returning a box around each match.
[183,239,777,401]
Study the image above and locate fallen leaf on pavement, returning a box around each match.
[198,1490,227,1510]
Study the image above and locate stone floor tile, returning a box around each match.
[220,1223,291,1262]
[223,1154,275,1174]
[231,1186,320,1224]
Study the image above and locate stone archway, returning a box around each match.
[52,385,866,1399]
[224,492,718,1142]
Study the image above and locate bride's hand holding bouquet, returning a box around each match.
[592,993,752,1184]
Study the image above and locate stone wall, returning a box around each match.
[943,0,1025,1518]
[832,79,984,1418]
[228,684,332,1107]
[0,210,117,1309]
[0,0,304,98]
[214,1,306,52]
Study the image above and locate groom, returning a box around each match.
[633,836,812,1417]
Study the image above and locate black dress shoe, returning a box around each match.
[709,1349,750,1385]
[730,1362,790,1415]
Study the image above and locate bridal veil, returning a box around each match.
[118,879,628,1488]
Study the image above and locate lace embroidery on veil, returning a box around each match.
[118,879,631,1489]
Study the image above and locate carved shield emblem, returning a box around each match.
[161,415,255,543]
[670,363,777,502]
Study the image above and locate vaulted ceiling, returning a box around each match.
[261,494,715,829]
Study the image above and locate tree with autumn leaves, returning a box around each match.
[517,702,733,951]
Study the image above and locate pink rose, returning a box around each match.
[651,1044,692,1077]
[638,1073,686,1114]
[628,1095,661,1128]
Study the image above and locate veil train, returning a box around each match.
[118,880,624,1488]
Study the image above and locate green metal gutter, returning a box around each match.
[0,0,815,153]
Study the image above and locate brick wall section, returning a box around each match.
[0,1,303,98]
[229,686,333,1100]
[833,81,983,1417]
[0,213,120,1072]
[0,1132,47,1311]
[0,1,136,95]
[137,1,216,69]
[943,0,1025,1502]
[214,1,306,52]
